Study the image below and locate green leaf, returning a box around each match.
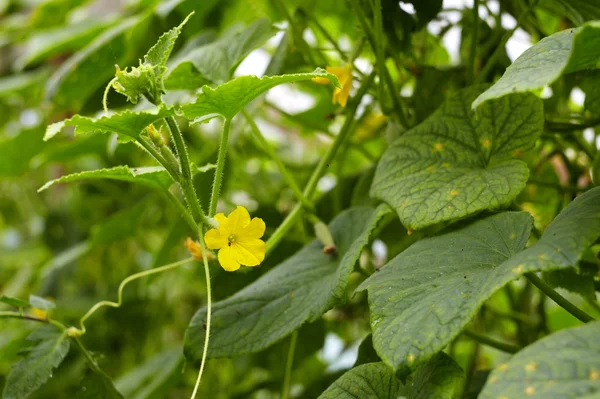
[44,108,174,142]
[409,352,464,399]
[480,321,600,399]
[539,0,600,26]
[359,187,600,374]
[543,269,596,301]
[165,18,276,89]
[2,326,70,399]
[317,362,404,399]
[145,13,192,67]
[593,153,600,185]
[38,166,175,192]
[181,69,340,123]
[0,129,45,178]
[473,22,600,108]
[0,295,29,308]
[184,205,392,360]
[370,86,543,230]
[91,201,148,245]
[29,295,56,311]
[80,373,124,399]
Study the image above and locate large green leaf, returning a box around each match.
[184,205,392,360]
[2,326,70,399]
[472,22,600,108]
[44,108,174,142]
[165,18,276,89]
[480,321,600,399]
[181,69,340,123]
[409,352,464,399]
[359,187,600,374]
[370,86,543,230]
[38,166,175,192]
[317,362,404,399]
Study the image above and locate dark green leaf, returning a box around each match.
[543,269,596,301]
[181,69,340,123]
[184,205,392,360]
[0,295,29,308]
[44,108,174,142]
[317,362,404,399]
[480,321,600,399]
[80,373,124,399]
[371,86,543,230]
[409,352,464,399]
[29,295,56,311]
[2,326,70,399]
[473,22,600,108]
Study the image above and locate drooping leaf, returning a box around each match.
[2,326,70,399]
[44,108,174,142]
[317,362,405,399]
[181,69,340,123]
[359,187,600,374]
[80,373,124,399]
[480,321,600,399]
[165,18,276,89]
[472,22,600,108]
[0,295,29,308]
[408,352,464,399]
[29,295,56,311]
[38,166,175,192]
[370,86,543,230]
[184,205,392,360]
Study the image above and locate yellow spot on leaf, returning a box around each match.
[525,386,535,395]
[513,265,523,274]
[509,233,516,240]
[591,370,599,380]
[449,189,459,196]
[526,362,537,371]
[488,376,497,384]
[498,363,509,371]
[442,162,450,167]
[514,149,524,156]
[482,139,491,148]
[407,229,413,236]
[539,254,546,260]
[407,354,415,363]
[434,143,443,151]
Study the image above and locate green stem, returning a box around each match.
[137,138,180,182]
[163,190,198,232]
[0,311,48,323]
[74,337,104,375]
[265,72,375,255]
[209,118,232,217]
[164,116,209,226]
[281,330,298,399]
[190,227,212,399]
[468,0,480,84]
[525,272,595,323]
[73,258,193,335]
[462,330,520,354]
[242,110,314,211]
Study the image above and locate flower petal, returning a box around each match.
[232,239,265,266]
[239,217,266,239]
[204,228,228,249]
[213,213,229,232]
[218,247,241,271]
[227,206,251,232]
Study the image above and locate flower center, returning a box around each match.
[227,234,237,246]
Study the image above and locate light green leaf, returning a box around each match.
[38,166,175,192]
[472,22,600,108]
[359,187,600,374]
[15,18,116,70]
[370,86,543,230]
[181,69,340,123]
[0,295,29,308]
[165,18,276,89]
[44,108,174,142]
[409,352,464,399]
[29,295,56,311]
[184,205,392,360]
[2,326,70,399]
[145,13,192,68]
[480,321,600,399]
[317,362,404,399]
[80,373,124,399]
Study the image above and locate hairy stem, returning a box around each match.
[281,330,298,399]
[209,118,232,217]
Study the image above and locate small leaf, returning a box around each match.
[80,373,124,399]
[184,205,391,360]
[38,166,175,192]
[0,295,29,308]
[181,69,340,123]
[317,362,405,399]
[2,325,70,399]
[473,22,600,108]
[409,352,464,399]
[480,321,600,399]
[144,13,193,68]
[370,86,543,230]
[29,295,56,311]
[165,18,276,88]
[44,108,174,141]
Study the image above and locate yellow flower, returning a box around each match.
[184,238,215,261]
[31,308,47,319]
[204,206,266,272]
[312,65,353,107]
